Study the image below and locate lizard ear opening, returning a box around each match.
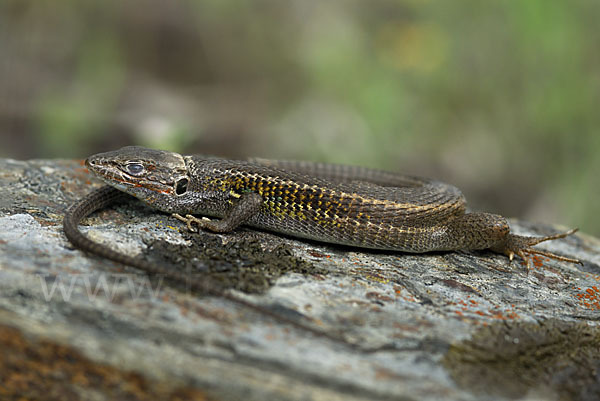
[175,177,189,195]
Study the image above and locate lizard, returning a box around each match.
[63,146,581,336]
[71,146,580,266]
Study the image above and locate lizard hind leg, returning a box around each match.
[500,228,582,268]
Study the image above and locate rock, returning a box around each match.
[0,156,599,401]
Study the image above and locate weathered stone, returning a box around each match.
[1,156,599,401]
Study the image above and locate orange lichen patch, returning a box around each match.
[580,273,600,282]
[531,255,546,268]
[0,325,212,401]
[450,296,520,321]
[519,254,550,270]
[574,286,600,310]
[488,309,520,320]
[391,285,417,302]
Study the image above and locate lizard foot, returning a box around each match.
[500,228,582,269]
[172,213,211,233]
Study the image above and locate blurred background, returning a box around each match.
[0,0,598,236]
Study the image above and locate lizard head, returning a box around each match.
[86,146,191,210]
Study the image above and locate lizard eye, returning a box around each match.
[175,177,189,195]
[125,163,144,176]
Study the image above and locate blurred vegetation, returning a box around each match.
[0,0,598,235]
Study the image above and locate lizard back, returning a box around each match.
[185,157,467,251]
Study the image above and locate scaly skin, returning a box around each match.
[81,146,580,267]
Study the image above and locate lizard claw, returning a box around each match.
[501,228,581,268]
[172,213,209,233]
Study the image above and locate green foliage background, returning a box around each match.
[0,0,598,235]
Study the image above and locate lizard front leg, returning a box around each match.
[173,192,263,233]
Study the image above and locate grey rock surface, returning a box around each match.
[0,156,599,401]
